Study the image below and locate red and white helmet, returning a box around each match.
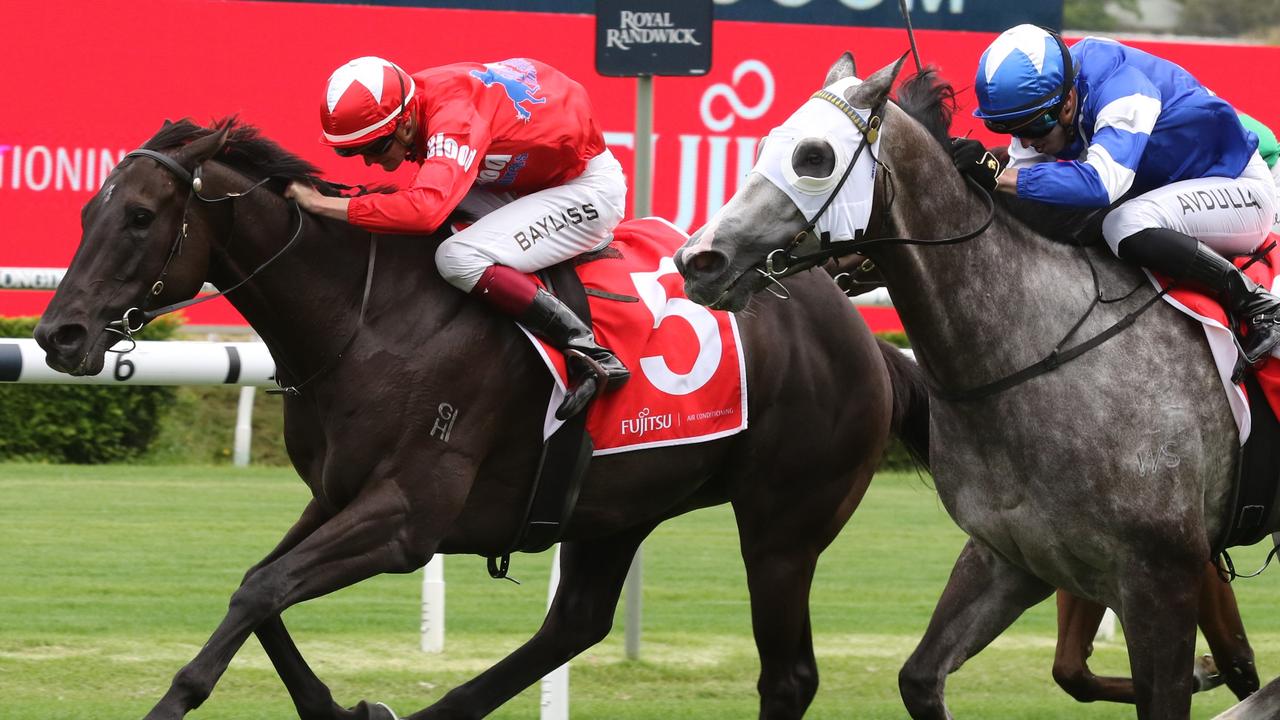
[319,56,416,149]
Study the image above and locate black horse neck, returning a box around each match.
[201,164,457,391]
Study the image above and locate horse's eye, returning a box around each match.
[129,209,154,229]
[791,140,836,179]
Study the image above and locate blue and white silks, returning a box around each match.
[1010,37,1259,208]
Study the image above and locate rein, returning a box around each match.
[736,89,1171,402]
[105,149,298,350]
[108,148,377,396]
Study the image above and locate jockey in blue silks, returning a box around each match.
[954,25,1280,364]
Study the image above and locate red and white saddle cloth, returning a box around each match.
[523,217,748,455]
[1153,233,1280,444]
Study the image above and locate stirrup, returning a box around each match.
[554,349,611,420]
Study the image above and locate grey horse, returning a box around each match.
[677,53,1264,719]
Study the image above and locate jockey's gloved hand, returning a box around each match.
[949,137,1001,194]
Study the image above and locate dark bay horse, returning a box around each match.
[677,53,1273,719]
[33,119,927,720]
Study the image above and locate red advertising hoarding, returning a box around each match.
[5,1,1279,330]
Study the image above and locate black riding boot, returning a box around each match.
[520,288,630,419]
[1118,227,1280,364]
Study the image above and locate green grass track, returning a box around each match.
[1,464,1277,719]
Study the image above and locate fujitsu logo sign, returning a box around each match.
[603,59,775,230]
[619,407,674,438]
[425,132,477,171]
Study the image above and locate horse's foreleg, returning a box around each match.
[141,485,430,720]
[1052,590,1137,702]
[1198,561,1259,700]
[898,539,1053,720]
[1117,560,1201,720]
[732,500,839,719]
[227,500,360,720]
[408,527,654,720]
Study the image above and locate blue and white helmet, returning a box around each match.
[974,24,1072,122]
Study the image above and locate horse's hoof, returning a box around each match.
[1194,653,1226,693]
[350,700,399,720]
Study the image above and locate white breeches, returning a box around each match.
[434,150,627,291]
[1102,153,1277,257]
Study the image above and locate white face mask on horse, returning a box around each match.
[751,76,882,243]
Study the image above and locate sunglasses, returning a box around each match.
[984,108,1060,140]
[334,132,397,158]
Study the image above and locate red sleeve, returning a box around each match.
[347,101,491,234]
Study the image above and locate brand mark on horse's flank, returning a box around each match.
[513,203,598,251]
[431,402,458,443]
[620,407,674,438]
[1136,441,1181,475]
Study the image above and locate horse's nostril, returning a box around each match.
[686,251,728,278]
[49,324,88,353]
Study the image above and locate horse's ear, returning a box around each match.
[176,128,229,167]
[824,52,856,87]
[847,52,908,108]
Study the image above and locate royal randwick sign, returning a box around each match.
[596,0,714,76]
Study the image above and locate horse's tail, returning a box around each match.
[878,338,930,468]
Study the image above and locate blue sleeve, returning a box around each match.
[1018,65,1163,207]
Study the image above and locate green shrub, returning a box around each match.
[0,317,181,463]
[147,385,289,466]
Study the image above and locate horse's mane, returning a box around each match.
[140,117,396,198]
[144,118,323,183]
[892,69,1106,246]
[893,67,955,150]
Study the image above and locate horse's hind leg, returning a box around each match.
[1116,559,1201,720]
[141,483,436,720]
[899,539,1053,720]
[1052,590,1138,702]
[1198,562,1259,700]
[407,527,654,719]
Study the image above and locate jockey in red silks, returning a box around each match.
[287,56,629,418]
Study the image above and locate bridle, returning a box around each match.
[725,88,998,302]
[724,81,1168,403]
[104,148,302,353]
[106,146,379,396]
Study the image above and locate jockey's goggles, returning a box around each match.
[984,107,1060,139]
[334,131,397,158]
